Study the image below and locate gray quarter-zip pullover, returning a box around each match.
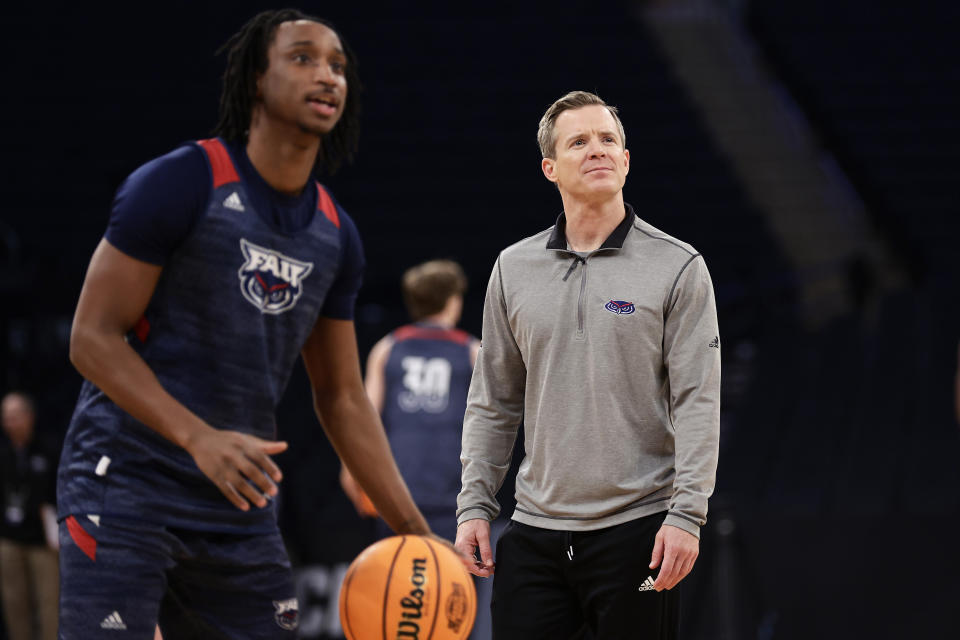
[457,205,720,538]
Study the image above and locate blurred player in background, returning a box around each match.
[57,9,442,639]
[341,259,494,637]
[341,260,479,541]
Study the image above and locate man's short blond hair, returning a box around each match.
[537,90,626,159]
[401,260,467,321]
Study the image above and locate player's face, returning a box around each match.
[257,20,348,136]
[541,105,629,200]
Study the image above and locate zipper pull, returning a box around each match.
[562,257,583,282]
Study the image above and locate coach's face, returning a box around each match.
[542,105,629,201]
[256,20,348,136]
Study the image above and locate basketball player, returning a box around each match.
[340,260,480,542]
[57,9,438,639]
[455,91,721,639]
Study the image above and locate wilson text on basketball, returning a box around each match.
[397,557,428,638]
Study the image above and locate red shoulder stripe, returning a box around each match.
[196,138,240,189]
[316,183,340,228]
[393,326,471,346]
[393,326,417,342]
[447,328,472,346]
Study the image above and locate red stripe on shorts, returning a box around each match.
[66,515,97,561]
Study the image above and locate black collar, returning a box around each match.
[546,203,635,251]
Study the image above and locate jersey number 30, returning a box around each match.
[398,357,451,413]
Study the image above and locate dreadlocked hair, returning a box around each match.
[212,8,362,175]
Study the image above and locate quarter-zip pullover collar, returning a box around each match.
[546,203,637,252]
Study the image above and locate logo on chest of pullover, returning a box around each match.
[604,299,635,315]
[238,238,314,314]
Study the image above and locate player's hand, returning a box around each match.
[455,518,495,578]
[186,427,287,511]
[649,524,699,591]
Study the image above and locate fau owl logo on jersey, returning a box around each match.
[604,300,636,315]
[237,238,314,314]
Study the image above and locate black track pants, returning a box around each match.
[491,513,680,640]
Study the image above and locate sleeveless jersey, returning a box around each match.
[59,138,351,532]
[381,324,475,512]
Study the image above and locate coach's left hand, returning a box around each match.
[649,525,699,591]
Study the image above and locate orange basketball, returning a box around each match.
[339,535,476,640]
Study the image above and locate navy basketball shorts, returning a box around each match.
[491,512,681,640]
[58,515,298,639]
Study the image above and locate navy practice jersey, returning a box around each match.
[58,138,364,533]
[381,324,476,512]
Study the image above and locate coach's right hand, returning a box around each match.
[455,518,496,578]
[186,427,287,511]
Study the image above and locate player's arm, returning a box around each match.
[302,317,429,536]
[363,335,392,413]
[70,239,285,511]
[339,335,393,517]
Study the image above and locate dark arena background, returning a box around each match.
[2,0,959,638]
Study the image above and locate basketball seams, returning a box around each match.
[383,535,406,640]
[460,560,475,640]
[340,555,358,640]
[424,537,441,639]
[449,541,476,640]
